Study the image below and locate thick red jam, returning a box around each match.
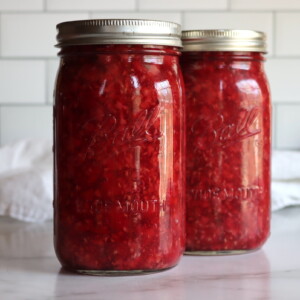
[54,44,185,272]
[181,51,271,253]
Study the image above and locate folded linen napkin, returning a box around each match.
[0,140,299,221]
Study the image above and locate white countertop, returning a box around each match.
[0,206,300,300]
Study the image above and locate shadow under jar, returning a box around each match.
[181,30,271,255]
[53,19,185,275]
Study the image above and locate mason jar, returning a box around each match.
[181,30,271,255]
[53,19,185,274]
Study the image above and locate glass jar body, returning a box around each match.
[181,51,271,255]
[54,44,185,273]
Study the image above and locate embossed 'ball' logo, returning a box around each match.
[80,106,163,160]
[192,107,261,149]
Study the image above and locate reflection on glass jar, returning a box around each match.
[181,30,271,255]
[53,19,185,274]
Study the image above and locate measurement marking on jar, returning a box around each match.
[91,199,167,213]
[190,186,263,201]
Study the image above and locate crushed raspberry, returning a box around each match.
[181,51,271,252]
[54,45,185,271]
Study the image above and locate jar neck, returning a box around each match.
[58,44,181,57]
[181,51,265,62]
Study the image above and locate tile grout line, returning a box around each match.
[45,59,49,104]
[179,11,183,28]
[0,12,2,58]
[273,103,277,149]
[227,0,231,11]
[181,11,184,29]
[0,105,2,145]
[0,103,53,107]
[2,55,300,59]
[271,102,300,105]
[272,11,276,57]
[2,8,300,14]
[274,104,280,149]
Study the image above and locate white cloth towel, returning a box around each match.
[0,141,299,221]
[0,140,52,222]
[272,150,300,180]
[272,181,300,211]
[271,150,300,211]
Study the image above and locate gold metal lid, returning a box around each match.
[182,29,267,52]
[56,19,182,48]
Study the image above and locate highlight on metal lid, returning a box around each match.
[56,19,182,48]
[181,29,267,53]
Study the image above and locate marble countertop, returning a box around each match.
[1,207,300,300]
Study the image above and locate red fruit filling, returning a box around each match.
[54,45,185,271]
[181,51,271,252]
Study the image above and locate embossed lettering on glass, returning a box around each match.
[53,19,185,274]
[181,30,271,255]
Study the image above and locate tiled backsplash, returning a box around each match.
[0,0,299,149]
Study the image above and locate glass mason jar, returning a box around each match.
[181,30,271,255]
[53,19,185,274]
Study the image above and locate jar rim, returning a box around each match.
[181,29,267,53]
[56,19,182,48]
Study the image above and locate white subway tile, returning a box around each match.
[231,0,300,10]
[138,0,227,10]
[47,59,60,103]
[1,13,89,57]
[0,0,43,11]
[276,13,300,56]
[91,12,182,25]
[265,59,300,103]
[276,105,300,149]
[0,106,52,144]
[47,0,135,11]
[183,12,273,55]
[0,60,46,104]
